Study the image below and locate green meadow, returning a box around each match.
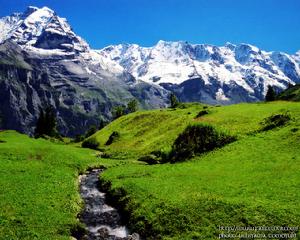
[0,101,300,239]
[0,131,121,239]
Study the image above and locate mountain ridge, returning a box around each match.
[97,40,300,103]
[0,6,300,135]
[0,6,169,136]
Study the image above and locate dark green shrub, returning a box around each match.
[101,152,112,158]
[195,110,209,118]
[138,150,170,165]
[169,124,236,162]
[291,128,298,132]
[261,113,291,131]
[127,99,138,113]
[112,106,126,119]
[81,137,99,149]
[105,131,120,145]
[138,154,160,165]
[73,134,84,143]
[152,150,170,163]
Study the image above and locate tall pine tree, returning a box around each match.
[265,85,276,101]
[35,106,58,138]
[170,93,179,108]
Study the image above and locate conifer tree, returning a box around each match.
[265,85,276,101]
[35,106,58,138]
[170,93,179,108]
[127,99,138,113]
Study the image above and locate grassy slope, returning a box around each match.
[93,101,300,239]
[278,84,300,102]
[0,131,121,240]
[1,101,299,239]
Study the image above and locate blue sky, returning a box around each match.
[0,0,299,53]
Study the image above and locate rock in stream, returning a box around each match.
[79,169,140,240]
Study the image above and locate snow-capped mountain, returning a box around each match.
[0,6,299,135]
[0,6,88,51]
[98,41,300,103]
[0,6,168,136]
[0,6,124,74]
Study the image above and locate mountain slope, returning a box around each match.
[0,7,169,136]
[277,84,300,101]
[98,41,300,104]
[1,6,300,135]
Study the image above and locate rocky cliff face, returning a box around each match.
[0,7,168,136]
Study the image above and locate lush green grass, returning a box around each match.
[1,101,300,239]
[91,104,202,157]
[0,131,121,240]
[95,101,300,239]
[92,101,300,154]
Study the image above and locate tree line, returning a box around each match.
[33,85,283,140]
[34,98,140,140]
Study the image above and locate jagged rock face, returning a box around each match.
[0,7,169,136]
[98,41,300,104]
[0,41,169,136]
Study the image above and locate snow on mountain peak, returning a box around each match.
[0,6,91,54]
[293,50,300,65]
[1,6,299,104]
[97,41,300,98]
[0,6,123,76]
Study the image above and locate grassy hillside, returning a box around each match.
[92,101,300,154]
[93,101,300,239]
[1,101,300,239]
[277,84,300,101]
[0,131,120,240]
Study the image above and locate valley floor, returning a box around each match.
[0,101,300,239]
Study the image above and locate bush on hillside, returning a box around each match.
[138,154,160,165]
[105,131,120,145]
[127,99,139,113]
[112,106,126,119]
[138,150,170,165]
[169,124,236,162]
[81,137,99,149]
[73,134,85,143]
[195,110,209,118]
[261,113,291,131]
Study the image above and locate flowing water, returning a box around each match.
[79,169,139,240]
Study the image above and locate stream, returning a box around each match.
[79,169,140,240]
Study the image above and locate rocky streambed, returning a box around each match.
[78,169,139,240]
